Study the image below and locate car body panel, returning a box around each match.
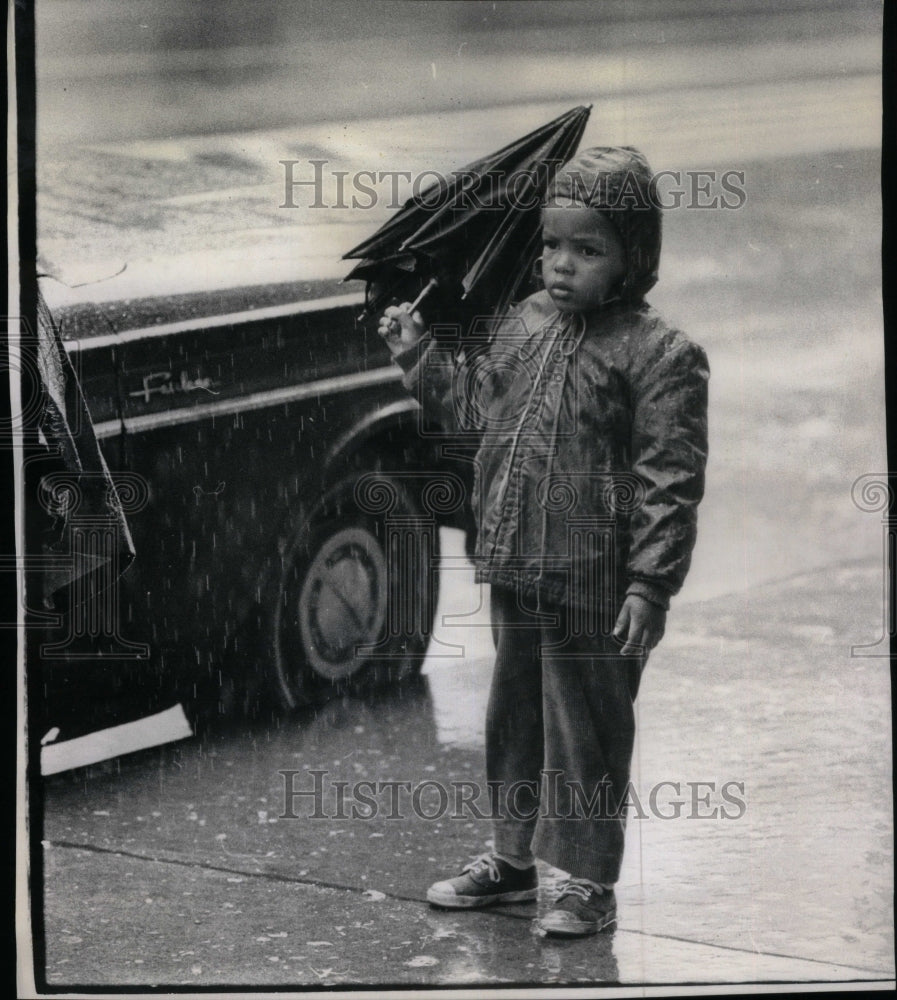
[39,277,456,740]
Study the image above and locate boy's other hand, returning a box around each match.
[613,595,666,656]
[378,304,426,356]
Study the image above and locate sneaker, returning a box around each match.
[538,879,617,936]
[426,853,538,909]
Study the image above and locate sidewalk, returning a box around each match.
[36,560,894,989]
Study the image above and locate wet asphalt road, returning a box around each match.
[34,0,881,147]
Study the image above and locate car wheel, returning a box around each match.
[270,474,440,709]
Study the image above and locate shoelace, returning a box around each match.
[461,853,501,882]
[556,878,599,901]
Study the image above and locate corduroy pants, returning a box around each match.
[486,585,644,884]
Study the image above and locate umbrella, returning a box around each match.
[343,104,591,324]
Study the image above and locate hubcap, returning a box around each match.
[296,526,388,681]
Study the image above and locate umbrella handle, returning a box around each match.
[386,277,439,343]
[356,276,439,323]
[407,277,439,314]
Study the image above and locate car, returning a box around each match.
[36,274,474,750]
[31,103,529,767]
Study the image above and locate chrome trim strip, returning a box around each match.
[40,704,193,775]
[64,291,366,352]
[92,364,404,439]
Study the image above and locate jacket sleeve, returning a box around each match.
[391,302,527,436]
[625,339,709,610]
[392,335,465,434]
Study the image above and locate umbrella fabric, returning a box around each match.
[343,105,591,322]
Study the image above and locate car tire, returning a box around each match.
[270,473,440,710]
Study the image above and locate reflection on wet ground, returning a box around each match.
[41,562,893,987]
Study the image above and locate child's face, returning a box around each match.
[541,200,626,313]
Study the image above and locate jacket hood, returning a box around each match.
[546,146,661,303]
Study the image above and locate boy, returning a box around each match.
[379,147,709,937]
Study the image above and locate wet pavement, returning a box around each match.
[39,559,894,988]
[35,1,881,150]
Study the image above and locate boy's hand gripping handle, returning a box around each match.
[377,278,438,355]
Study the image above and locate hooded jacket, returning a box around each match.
[395,147,708,616]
